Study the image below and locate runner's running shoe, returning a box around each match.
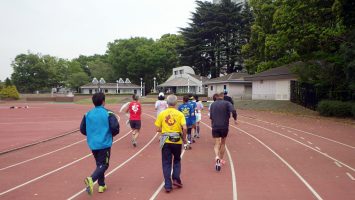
[98,185,107,193]
[215,159,221,171]
[84,177,94,195]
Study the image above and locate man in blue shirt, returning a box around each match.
[187,94,197,143]
[178,95,194,148]
[80,92,120,195]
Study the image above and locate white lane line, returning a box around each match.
[294,133,298,136]
[300,137,305,140]
[0,131,131,197]
[201,121,238,200]
[0,139,86,171]
[240,120,355,172]
[307,141,313,145]
[149,150,186,200]
[346,173,355,181]
[68,132,159,200]
[240,116,355,149]
[315,147,321,151]
[231,125,323,200]
[334,161,342,168]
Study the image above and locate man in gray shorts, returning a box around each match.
[209,92,237,171]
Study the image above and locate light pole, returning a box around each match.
[187,76,190,93]
[140,77,143,97]
[116,80,119,94]
[92,77,98,93]
[153,77,156,93]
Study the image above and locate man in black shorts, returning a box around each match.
[209,92,237,171]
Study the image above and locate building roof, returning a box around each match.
[204,73,251,85]
[245,62,301,81]
[158,77,200,87]
[80,83,140,89]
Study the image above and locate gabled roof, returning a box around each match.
[188,74,209,82]
[245,62,302,81]
[158,77,200,87]
[204,73,251,85]
[80,83,140,89]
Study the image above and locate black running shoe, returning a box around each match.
[215,159,221,171]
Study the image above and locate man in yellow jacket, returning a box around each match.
[155,94,187,193]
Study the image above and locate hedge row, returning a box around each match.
[317,100,355,118]
[0,86,20,100]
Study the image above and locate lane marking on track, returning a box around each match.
[149,150,186,200]
[201,121,237,200]
[300,137,305,140]
[231,125,323,200]
[68,132,159,200]
[307,141,313,145]
[0,131,131,197]
[0,139,86,171]
[334,161,342,168]
[0,129,79,155]
[315,147,321,151]
[346,172,355,181]
[239,120,355,172]
[239,116,355,149]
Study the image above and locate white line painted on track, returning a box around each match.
[300,137,305,140]
[346,173,355,181]
[307,141,313,145]
[201,121,238,200]
[68,132,159,200]
[0,139,86,171]
[334,161,342,168]
[149,150,186,200]
[315,147,321,151]
[294,133,298,136]
[240,116,355,149]
[231,125,323,200]
[239,120,355,172]
[0,131,131,197]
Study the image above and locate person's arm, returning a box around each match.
[181,124,187,144]
[155,101,158,110]
[79,115,86,136]
[227,102,237,123]
[108,112,120,137]
[154,115,162,133]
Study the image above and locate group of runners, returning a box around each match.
[80,91,237,195]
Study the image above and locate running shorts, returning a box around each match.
[212,128,229,138]
[129,120,141,129]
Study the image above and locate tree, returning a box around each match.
[5,78,12,86]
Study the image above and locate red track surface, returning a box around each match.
[0,102,354,200]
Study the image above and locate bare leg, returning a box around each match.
[214,138,222,159]
[219,137,227,160]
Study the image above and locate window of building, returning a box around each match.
[174,71,178,75]
[224,85,227,89]
[105,89,108,93]
[179,70,183,74]
[210,85,213,91]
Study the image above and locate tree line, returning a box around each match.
[7,0,355,100]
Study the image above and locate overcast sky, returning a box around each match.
[0,0,205,81]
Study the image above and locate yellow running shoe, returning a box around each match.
[84,177,94,195]
[98,185,107,193]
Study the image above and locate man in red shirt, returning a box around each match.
[125,94,142,147]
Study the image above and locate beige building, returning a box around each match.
[80,78,142,95]
[204,73,252,99]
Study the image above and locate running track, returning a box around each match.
[0,103,354,199]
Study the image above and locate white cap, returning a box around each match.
[158,92,164,97]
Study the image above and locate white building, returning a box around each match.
[204,73,252,99]
[158,66,208,95]
[245,63,300,100]
[80,78,142,95]
[213,0,243,4]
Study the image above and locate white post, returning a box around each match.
[116,80,118,94]
[153,77,156,93]
[187,76,190,93]
[140,77,143,97]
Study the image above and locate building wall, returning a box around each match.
[207,83,250,99]
[81,88,141,95]
[252,79,292,100]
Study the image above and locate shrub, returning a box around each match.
[317,100,353,117]
[0,86,20,100]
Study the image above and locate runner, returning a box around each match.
[79,92,120,195]
[125,94,142,147]
[155,92,168,117]
[187,94,197,143]
[193,95,204,138]
[178,95,194,148]
[209,92,237,172]
[155,94,187,193]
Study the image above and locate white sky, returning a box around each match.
[0,0,203,81]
